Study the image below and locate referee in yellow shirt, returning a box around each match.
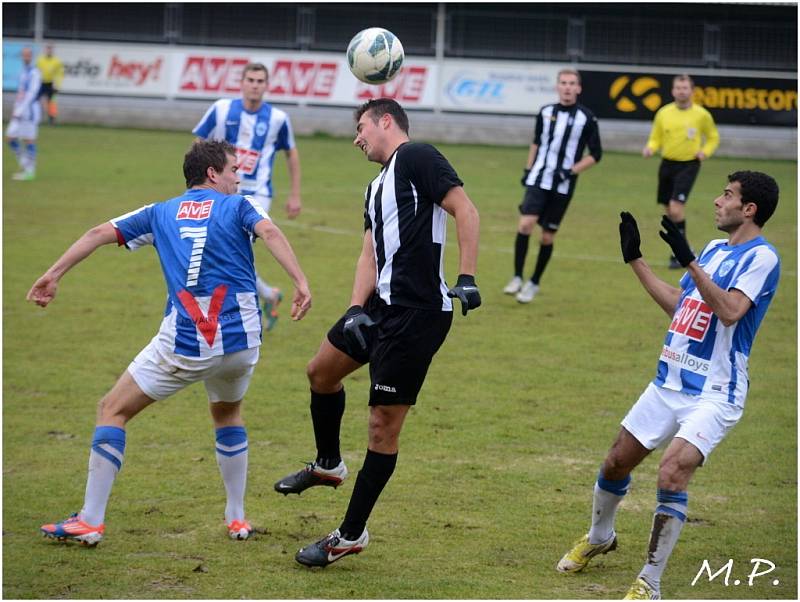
[36,44,64,125]
[643,74,719,268]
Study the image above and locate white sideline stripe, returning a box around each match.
[277,219,797,277]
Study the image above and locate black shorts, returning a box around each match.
[37,83,56,100]
[519,186,573,232]
[327,295,453,406]
[657,159,701,205]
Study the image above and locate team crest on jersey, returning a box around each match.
[255,121,268,137]
[669,297,713,342]
[176,199,214,220]
[718,259,736,277]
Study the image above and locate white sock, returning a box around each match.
[638,489,688,591]
[80,426,126,526]
[588,473,630,544]
[215,426,248,523]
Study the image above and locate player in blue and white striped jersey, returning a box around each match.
[558,171,781,600]
[6,47,42,181]
[193,63,302,330]
[30,140,311,546]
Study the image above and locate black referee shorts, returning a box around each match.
[657,159,701,205]
[37,82,56,100]
[327,295,453,406]
[519,185,573,232]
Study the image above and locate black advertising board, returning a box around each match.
[579,71,797,127]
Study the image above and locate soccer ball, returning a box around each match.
[346,27,404,84]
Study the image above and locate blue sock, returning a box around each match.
[215,426,248,523]
[80,426,126,526]
[588,471,631,544]
[25,142,36,171]
[9,139,22,166]
[639,489,688,591]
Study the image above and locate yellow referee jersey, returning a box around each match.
[645,102,720,161]
[36,55,64,88]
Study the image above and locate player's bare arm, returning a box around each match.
[629,258,682,317]
[284,147,302,218]
[253,218,311,320]
[570,155,597,176]
[349,231,378,307]
[685,264,753,326]
[525,143,539,169]
[27,222,118,307]
[441,187,480,276]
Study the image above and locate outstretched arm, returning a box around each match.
[284,148,302,219]
[253,219,311,320]
[27,222,118,307]
[618,212,680,317]
[629,259,682,317]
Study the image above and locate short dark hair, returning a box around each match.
[243,62,268,79]
[728,170,779,227]
[183,140,236,187]
[354,98,409,134]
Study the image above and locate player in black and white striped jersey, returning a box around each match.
[274,98,481,567]
[504,68,603,303]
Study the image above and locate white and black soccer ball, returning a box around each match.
[346,27,404,84]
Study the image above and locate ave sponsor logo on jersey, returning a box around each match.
[176,199,214,220]
[236,147,260,176]
[268,60,338,97]
[180,56,250,93]
[669,297,714,342]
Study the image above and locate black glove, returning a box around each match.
[619,211,642,263]
[520,168,530,187]
[447,274,482,316]
[556,167,573,183]
[342,305,375,352]
[659,216,695,267]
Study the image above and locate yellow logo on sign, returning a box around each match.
[610,76,662,112]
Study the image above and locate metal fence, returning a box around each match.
[3,2,796,71]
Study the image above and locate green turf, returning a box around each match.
[3,124,796,599]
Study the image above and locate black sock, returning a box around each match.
[675,219,686,239]
[310,389,345,469]
[514,233,530,277]
[531,243,554,285]
[339,449,397,540]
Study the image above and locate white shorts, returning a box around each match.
[249,194,272,213]
[127,338,260,402]
[6,117,39,140]
[621,382,743,463]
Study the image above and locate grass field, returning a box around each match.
[3,124,796,599]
